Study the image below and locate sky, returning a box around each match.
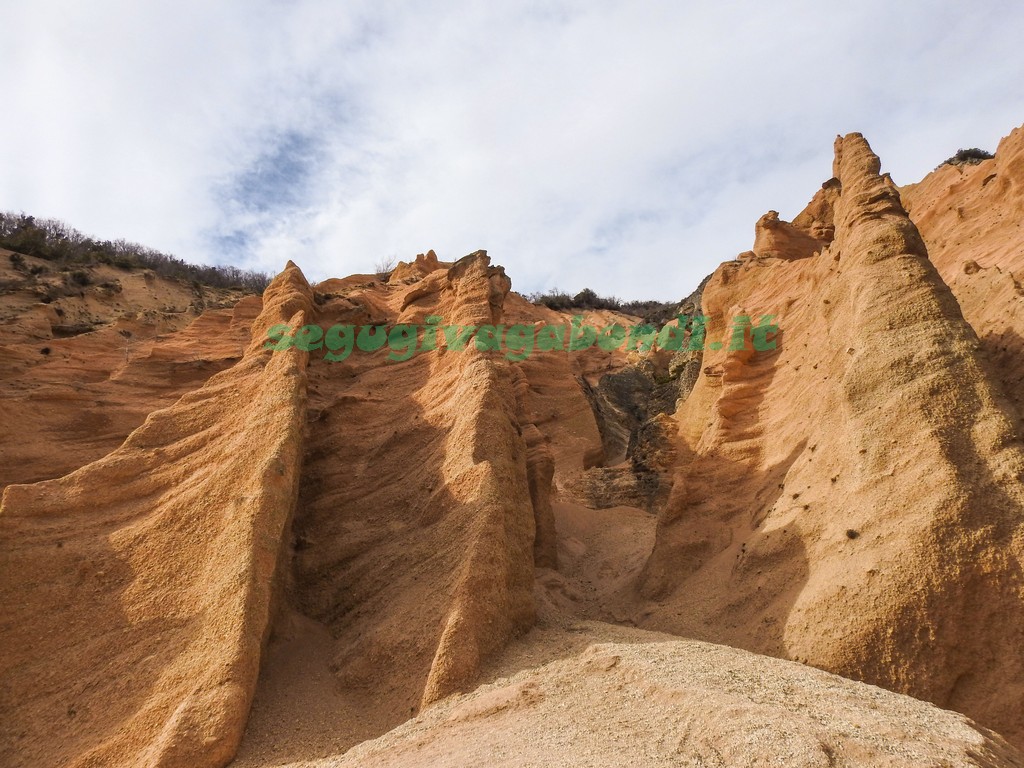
[2,1,1023,301]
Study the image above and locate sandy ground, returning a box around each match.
[230,493,661,766]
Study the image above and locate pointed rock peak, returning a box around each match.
[268,261,312,293]
[833,132,883,182]
[752,209,828,261]
[387,249,447,285]
[247,263,316,355]
[447,250,492,281]
[831,132,912,240]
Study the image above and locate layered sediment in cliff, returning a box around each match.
[0,254,260,489]
[233,252,542,763]
[639,132,1024,747]
[5,125,1024,765]
[0,263,313,767]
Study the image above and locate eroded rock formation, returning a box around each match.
[639,132,1024,748]
[4,125,1024,766]
[0,263,312,767]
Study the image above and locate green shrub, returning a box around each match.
[526,287,681,326]
[940,148,994,168]
[69,270,91,286]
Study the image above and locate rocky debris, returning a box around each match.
[561,465,653,510]
[571,364,680,512]
[569,276,709,512]
[581,366,657,466]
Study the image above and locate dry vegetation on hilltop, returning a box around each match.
[0,212,270,294]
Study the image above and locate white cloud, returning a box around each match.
[2,0,1023,300]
